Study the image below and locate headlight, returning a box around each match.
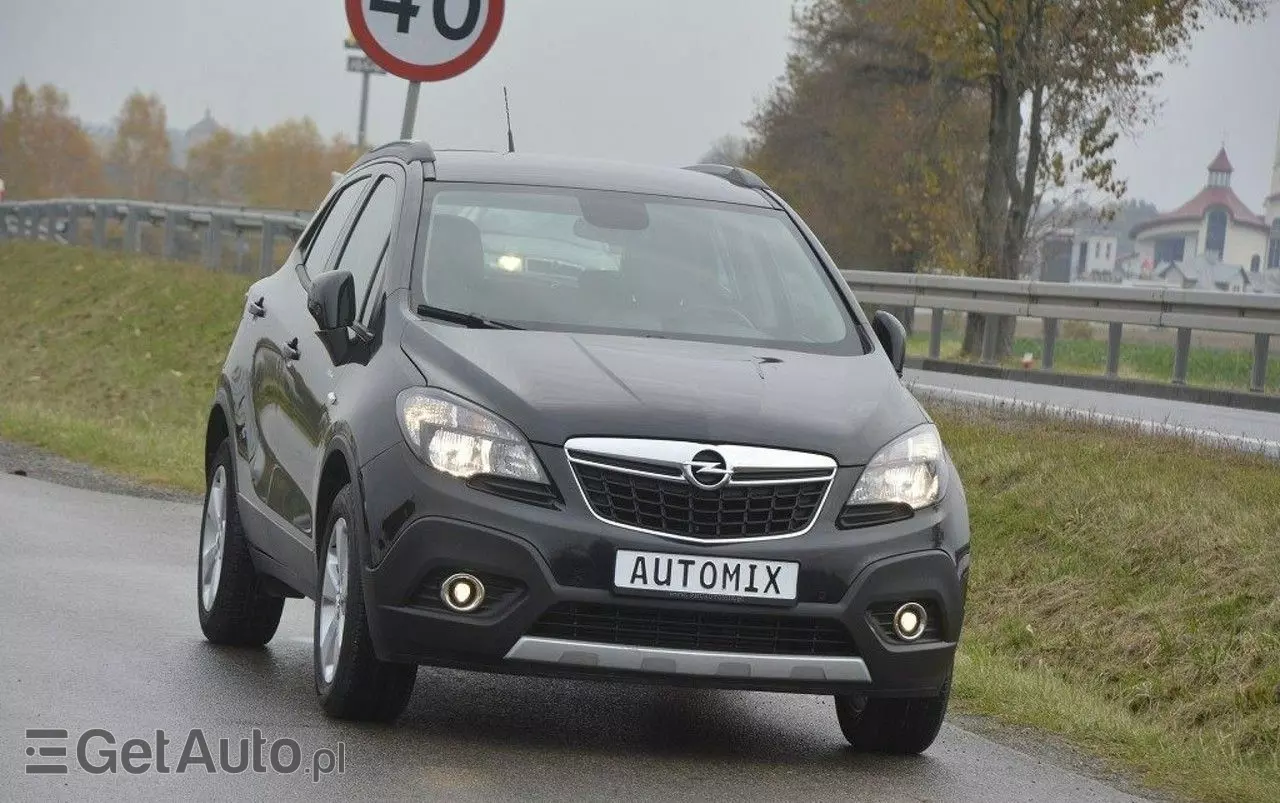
[396,388,547,484]
[496,254,524,272]
[847,424,946,510]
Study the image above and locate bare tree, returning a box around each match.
[698,134,748,167]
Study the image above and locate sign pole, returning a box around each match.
[400,81,422,140]
[348,0,504,141]
[357,71,371,148]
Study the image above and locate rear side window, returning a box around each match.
[303,178,369,272]
[334,179,397,320]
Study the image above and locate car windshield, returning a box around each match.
[417,184,862,352]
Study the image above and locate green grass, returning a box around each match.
[2,242,1279,801]
[0,242,251,491]
[937,406,1280,801]
[908,330,1280,393]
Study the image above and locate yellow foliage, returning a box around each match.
[186,127,243,204]
[107,92,172,200]
[185,120,367,210]
[239,118,363,211]
[0,81,106,200]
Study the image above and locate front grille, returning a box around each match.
[571,462,829,540]
[529,601,858,656]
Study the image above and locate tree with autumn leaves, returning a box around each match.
[747,0,1268,356]
[185,126,245,204]
[905,0,1266,353]
[748,1,987,275]
[1,81,362,211]
[187,118,360,210]
[240,120,362,211]
[105,92,173,200]
[0,82,105,200]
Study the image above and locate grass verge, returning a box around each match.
[939,406,1279,801]
[2,242,1278,801]
[0,242,250,491]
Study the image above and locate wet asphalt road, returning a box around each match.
[906,369,1280,453]
[0,474,1150,802]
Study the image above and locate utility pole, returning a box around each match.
[358,71,371,148]
[346,35,385,149]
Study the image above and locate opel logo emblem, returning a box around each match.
[683,450,732,491]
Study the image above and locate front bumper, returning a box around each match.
[357,443,969,696]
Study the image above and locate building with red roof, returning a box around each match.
[1130,147,1272,286]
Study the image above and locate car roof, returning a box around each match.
[363,145,776,208]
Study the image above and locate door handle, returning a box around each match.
[282,338,301,362]
[247,297,266,318]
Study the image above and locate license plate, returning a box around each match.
[613,549,799,601]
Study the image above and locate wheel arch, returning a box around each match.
[205,384,235,482]
[314,434,364,568]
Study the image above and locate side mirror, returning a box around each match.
[871,310,907,377]
[308,270,356,331]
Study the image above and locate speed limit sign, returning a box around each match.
[345,0,505,83]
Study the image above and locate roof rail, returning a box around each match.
[683,163,771,191]
[353,140,438,169]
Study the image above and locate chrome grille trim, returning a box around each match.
[565,455,686,483]
[564,438,837,544]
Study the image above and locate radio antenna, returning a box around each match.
[503,86,516,153]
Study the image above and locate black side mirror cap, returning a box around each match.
[871,310,907,377]
[308,270,357,331]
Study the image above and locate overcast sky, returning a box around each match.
[1,1,1277,211]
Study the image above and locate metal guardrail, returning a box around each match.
[844,270,1278,393]
[0,198,311,276]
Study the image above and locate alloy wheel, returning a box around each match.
[199,465,228,610]
[318,518,349,684]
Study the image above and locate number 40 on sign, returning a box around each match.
[346,0,505,83]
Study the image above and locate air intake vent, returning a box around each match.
[529,602,858,656]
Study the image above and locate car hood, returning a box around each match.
[401,324,926,465]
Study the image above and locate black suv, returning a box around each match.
[196,142,969,754]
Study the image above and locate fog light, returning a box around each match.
[441,573,485,613]
[893,602,927,641]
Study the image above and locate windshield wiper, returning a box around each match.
[416,304,524,330]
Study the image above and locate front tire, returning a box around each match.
[197,440,285,646]
[314,484,416,721]
[835,679,950,755]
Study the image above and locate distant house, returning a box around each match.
[1156,253,1252,293]
[1131,135,1280,294]
[1032,228,1119,283]
[1115,252,1144,279]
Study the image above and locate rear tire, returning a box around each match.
[314,484,416,722]
[197,440,285,646]
[835,678,950,755]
